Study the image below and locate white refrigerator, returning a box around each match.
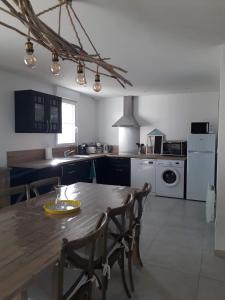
[187,134,216,201]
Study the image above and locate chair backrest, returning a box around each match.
[0,184,30,207]
[29,176,61,197]
[106,193,135,246]
[58,213,108,300]
[134,182,152,222]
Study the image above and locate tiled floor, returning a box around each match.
[29,195,225,300]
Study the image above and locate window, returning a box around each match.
[57,100,77,145]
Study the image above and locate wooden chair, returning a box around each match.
[124,183,152,293]
[57,213,108,300]
[0,184,30,207]
[102,193,135,299]
[29,176,61,197]
[133,182,152,267]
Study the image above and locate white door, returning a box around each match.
[187,152,215,201]
[131,159,156,192]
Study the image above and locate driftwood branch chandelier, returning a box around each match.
[0,0,132,92]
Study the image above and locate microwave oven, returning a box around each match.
[191,122,209,134]
[163,141,187,156]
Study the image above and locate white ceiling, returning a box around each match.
[0,0,224,97]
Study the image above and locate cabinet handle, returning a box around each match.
[68,170,77,175]
[46,120,49,132]
[68,164,77,167]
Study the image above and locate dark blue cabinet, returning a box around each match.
[15,90,62,133]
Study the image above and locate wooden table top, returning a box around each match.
[0,182,133,300]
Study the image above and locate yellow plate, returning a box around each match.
[43,200,81,215]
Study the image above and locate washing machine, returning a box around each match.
[156,160,185,198]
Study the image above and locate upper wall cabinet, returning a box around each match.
[15,90,62,133]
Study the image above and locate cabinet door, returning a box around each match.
[47,96,62,133]
[77,161,92,183]
[33,91,47,133]
[15,90,62,133]
[61,163,79,185]
[15,90,45,133]
[95,157,108,184]
[61,161,92,185]
[108,158,131,186]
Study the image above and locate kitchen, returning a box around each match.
[0,1,225,300]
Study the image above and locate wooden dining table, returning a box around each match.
[0,182,134,300]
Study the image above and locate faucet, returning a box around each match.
[64,149,76,157]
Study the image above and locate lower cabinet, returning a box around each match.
[61,160,92,185]
[95,157,131,186]
[10,166,62,200]
[107,157,131,186]
[10,157,131,203]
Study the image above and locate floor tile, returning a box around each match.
[165,214,207,231]
[197,277,225,300]
[145,239,202,275]
[142,210,170,226]
[131,264,199,300]
[201,251,225,282]
[147,196,179,213]
[154,225,204,250]
[172,200,206,221]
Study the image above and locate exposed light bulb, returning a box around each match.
[24,38,37,68]
[76,63,86,85]
[93,73,102,92]
[24,54,37,68]
[50,53,61,76]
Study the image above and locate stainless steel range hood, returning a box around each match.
[112,96,139,127]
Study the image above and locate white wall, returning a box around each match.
[0,69,97,166]
[96,97,122,144]
[96,92,219,145]
[137,93,219,143]
[215,45,225,252]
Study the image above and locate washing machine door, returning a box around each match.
[161,169,179,187]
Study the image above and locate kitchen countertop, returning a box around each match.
[8,153,187,169]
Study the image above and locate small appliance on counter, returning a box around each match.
[86,145,97,154]
[96,143,103,153]
[136,143,145,155]
[78,144,88,155]
[191,122,209,134]
[103,144,109,153]
[163,140,187,156]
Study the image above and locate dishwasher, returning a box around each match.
[131,158,156,192]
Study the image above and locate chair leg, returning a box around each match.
[128,251,135,292]
[57,260,64,300]
[136,233,143,268]
[118,249,131,298]
[101,275,108,300]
